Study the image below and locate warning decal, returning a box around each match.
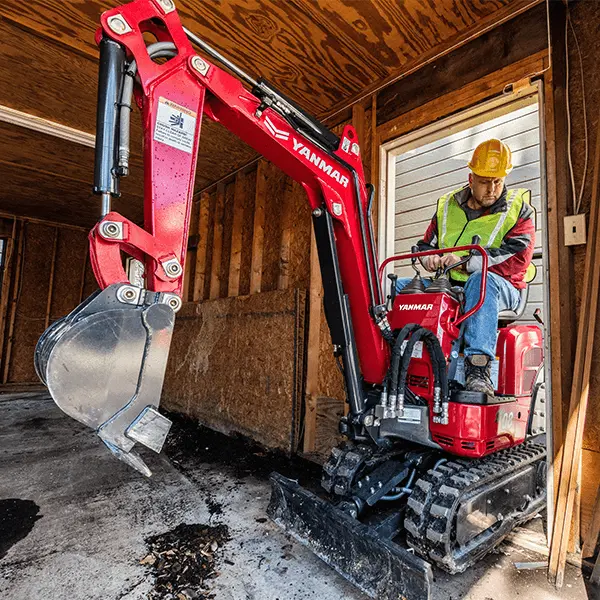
[154,97,197,153]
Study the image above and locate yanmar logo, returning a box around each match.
[292,139,350,188]
[397,303,434,311]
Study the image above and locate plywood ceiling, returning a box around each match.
[0,0,539,228]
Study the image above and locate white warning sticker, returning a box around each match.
[154,97,197,153]
[397,407,422,424]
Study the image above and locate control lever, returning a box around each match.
[411,245,421,274]
[533,308,544,325]
[442,235,482,275]
[387,273,398,309]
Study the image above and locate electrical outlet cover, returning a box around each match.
[564,214,587,246]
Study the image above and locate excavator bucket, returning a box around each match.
[268,473,433,600]
[35,283,175,476]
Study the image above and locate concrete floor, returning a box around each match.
[0,393,596,600]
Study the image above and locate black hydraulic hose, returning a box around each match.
[396,327,428,399]
[387,324,421,395]
[422,330,448,402]
[397,327,448,404]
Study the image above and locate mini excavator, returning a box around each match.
[35,2,547,598]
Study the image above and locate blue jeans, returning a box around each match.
[396,272,520,358]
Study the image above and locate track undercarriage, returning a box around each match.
[269,437,546,598]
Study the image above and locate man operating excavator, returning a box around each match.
[396,139,535,396]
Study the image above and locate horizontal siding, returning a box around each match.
[393,101,543,323]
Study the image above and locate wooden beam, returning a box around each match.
[548,101,600,587]
[44,228,59,330]
[209,184,225,300]
[193,192,210,302]
[583,485,600,560]
[544,8,576,545]
[378,51,547,144]
[2,222,24,384]
[277,180,294,291]
[0,218,17,369]
[352,103,366,151]
[250,160,267,295]
[228,171,246,297]
[182,253,192,303]
[302,226,323,454]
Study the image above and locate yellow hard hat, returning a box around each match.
[468,139,513,178]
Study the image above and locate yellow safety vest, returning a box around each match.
[436,187,535,283]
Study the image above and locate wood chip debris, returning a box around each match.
[143,523,230,599]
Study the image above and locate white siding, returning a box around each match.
[394,101,543,322]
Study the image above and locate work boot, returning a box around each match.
[464,354,494,396]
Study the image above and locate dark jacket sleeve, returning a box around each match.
[416,213,439,252]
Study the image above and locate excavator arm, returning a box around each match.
[36,0,389,476]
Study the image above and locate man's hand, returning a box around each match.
[421,253,462,272]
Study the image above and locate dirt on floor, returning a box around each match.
[0,394,596,600]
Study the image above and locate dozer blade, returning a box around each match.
[35,283,176,476]
[268,473,433,600]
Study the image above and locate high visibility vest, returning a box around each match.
[436,187,535,283]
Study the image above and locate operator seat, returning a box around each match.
[498,259,537,324]
[498,285,528,324]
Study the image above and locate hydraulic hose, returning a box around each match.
[381,468,417,501]
[387,324,421,395]
[118,42,178,175]
[397,327,448,404]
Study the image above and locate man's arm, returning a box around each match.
[466,201,535,287]
[416,213,439,253]
[415,213,441,271]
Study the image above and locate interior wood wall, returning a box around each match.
[0,217,94,386]
[174,106,376,458]
[563,0,600,545]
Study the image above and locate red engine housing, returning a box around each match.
[389,291,543,458]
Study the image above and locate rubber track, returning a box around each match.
[404,441,546,573]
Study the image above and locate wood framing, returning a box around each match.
[548,101,600,587]
[0,218,17,369]
[250,160,267,295]
[209,184,225,300]
[44,228,58,330]
[303,226,323,454]
[2,222,24,384]
[583,485,600,560]
[192,191,210,302]
[277,180,294,291]
[228,171,246,297]
[377,51,548,145]
[375,2,547,128]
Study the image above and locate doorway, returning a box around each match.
[378,82,553,527]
